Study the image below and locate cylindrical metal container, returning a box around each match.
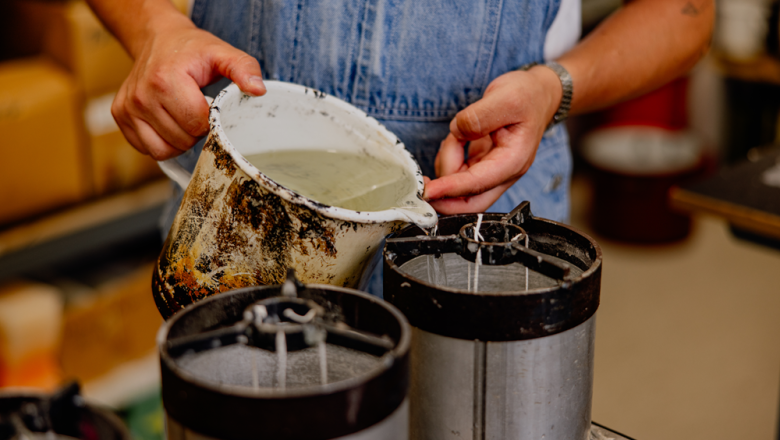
[158,272,411,440]
[383,202,602,440]
[0,383,130,440]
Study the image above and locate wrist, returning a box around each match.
[126,3,196,58]
[526,64,564,127]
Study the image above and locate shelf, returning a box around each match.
[0,179,173,280]
[714,53,780,86]
[669,147,780,241]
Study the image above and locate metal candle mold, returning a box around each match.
[383,201,603,440]
[158,270,411,440]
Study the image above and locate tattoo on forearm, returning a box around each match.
[681,1,700,16]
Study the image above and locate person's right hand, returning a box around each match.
[112,19,266,160]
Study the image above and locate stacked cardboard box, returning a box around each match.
[0,0,193,224]
[43,0,136,100]
[60,262,162,382]
[0,58,90,225]
[41,0,165,197]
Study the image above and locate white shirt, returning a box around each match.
[544,0,582,61]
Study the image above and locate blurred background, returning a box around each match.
[0,0,778,439]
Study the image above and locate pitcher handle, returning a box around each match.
[157,95,214,190]
[158,159,193,189]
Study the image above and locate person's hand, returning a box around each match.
[112,19,266,160]
[423,65,563,214]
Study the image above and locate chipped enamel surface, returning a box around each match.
[153,81,436,317]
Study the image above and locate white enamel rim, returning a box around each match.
[209,81,436,227]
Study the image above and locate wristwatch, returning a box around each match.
[519,61,573,127]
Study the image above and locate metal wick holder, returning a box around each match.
[386,204,573,283]
[165,271,393,358]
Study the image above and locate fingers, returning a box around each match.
[113,75,199,159]
[435,134,467,177]
[428,181,515,215]
[465,136,493,165]
[426,125,536,201]
[428,69,561,214]
[114,105,184,160]
[112,29,267,160]
[211,46,266,96]
[134,119,184,160]
[450,85,522,141]
[155,74,211,139]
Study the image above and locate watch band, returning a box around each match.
[519,61,573,128]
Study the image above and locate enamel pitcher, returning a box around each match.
[152,81,437,319]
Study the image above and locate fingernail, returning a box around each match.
[248,76,266,94]
[449,120,465,141]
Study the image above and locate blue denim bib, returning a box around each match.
[188,0,572,223]
[165,0,574,296]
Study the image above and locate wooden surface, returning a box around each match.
[714,53,780,86]
[0,179,172,258]
[669,148,780,240]
[671,187,780,240]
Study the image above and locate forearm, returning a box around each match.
[85,0,194,59]
[558,0,714,115]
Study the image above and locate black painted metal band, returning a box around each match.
[383,214,602,341]
[161,355,408,440]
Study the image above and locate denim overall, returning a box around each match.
[166,0,573,296]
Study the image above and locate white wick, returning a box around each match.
[276,330,287,389]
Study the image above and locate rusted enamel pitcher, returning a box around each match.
[153,81,437,319]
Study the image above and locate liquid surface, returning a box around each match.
[177,343,380,389]
[400,252,583,293]
[244,150,418,212]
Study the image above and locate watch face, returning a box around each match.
[582,126,703,175]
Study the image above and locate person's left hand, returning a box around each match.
[423,65,564,214]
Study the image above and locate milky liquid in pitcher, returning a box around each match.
[244,150,417,212]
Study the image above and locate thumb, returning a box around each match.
[435,134,467,178]
[449,89,519,141]
[212,47,266,96]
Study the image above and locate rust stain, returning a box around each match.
[294,209,337,257]
[223,177,294,284]
[203,137,236,178]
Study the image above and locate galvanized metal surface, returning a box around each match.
[409,316,596,440]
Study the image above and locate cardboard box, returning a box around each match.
[43,0,135,99]
[0,280,64,390]
[85,93,163,195]
[0,57,90,226]
[60,262,162,382]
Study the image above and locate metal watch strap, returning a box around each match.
[519,61,573,127]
